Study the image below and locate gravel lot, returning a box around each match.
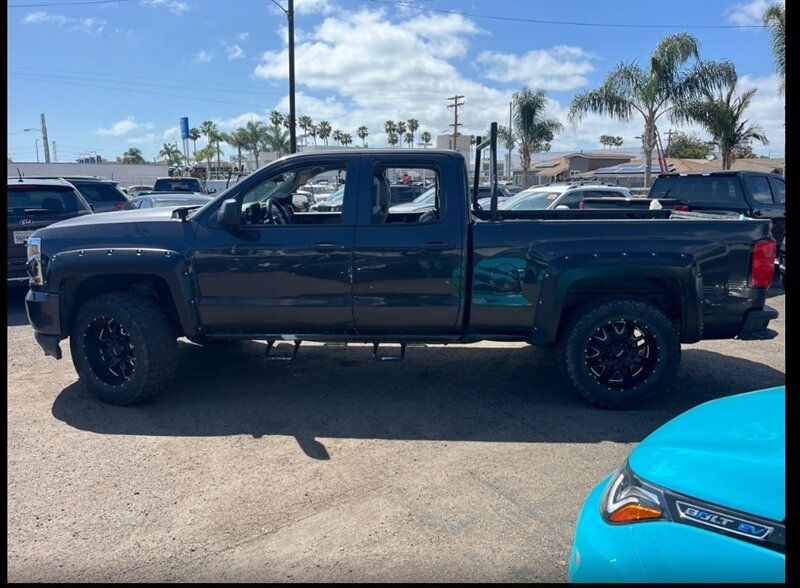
[7,284,785,582]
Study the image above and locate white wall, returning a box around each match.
[7,162,170,188]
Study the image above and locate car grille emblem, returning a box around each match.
[19,218,35,226]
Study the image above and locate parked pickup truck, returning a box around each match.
[23,124,779,409]
[649,170,785,245]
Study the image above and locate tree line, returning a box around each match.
[119,4,784,186]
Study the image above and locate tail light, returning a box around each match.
[750,239,777,288]
[672,202,689,211]
[578,201,586,210]
[115,202,127,210]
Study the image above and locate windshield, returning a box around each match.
[412,188,436,204]
[501,189,565,210]
[152,178,204,192]
[323,188,345,204]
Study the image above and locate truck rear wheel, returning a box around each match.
[70,293,177,405]
[557,298,680,409]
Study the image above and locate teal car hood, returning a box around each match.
[629,387,785,521]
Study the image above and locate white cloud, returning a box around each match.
[477,46,596,91]
[194,50,214,63]
[142,0,190,16]
[225,43,245,60]
[23,11,106,34]
[294,0,335,16]
[96,118,144,136]
[242,3,783,154]
[236,32,249,41]
[734,74,785,156]
[726,0,775,27]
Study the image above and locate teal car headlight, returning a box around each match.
[601,462,672,524]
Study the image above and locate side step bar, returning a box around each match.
[265,340,301,361]
[263,340,408,362]
[372,342,406,362]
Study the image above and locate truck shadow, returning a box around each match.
[6,284,30,327]
[50,342,784,459]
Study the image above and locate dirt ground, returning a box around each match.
[7,285,786,582]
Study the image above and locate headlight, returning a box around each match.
[601,462,671,524]
[26,236,44,286]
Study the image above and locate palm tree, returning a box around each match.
[672,84,768,170]
[245,120,266,169]
[223,128,249,169]
[420,130,432,148]
[298,115,313,146]
[317,120,332,146]
[404,132,414,148]
[384,120,398,147]
[406,119,419,147]
[357,125,369,147]
[119,147,145,164]
[269,110,285,128]
[260,123,291,157]
[189,127,201,156]
[511,88,563,172]
[396,121,407,145]
[762,3,785,95]
[195,145,215,176]
[200,120,223,175]
[308,124,318,147]
[568,33,736,187]
[497,125,517,175]
[342,133,353,147]
[159,143,183,166]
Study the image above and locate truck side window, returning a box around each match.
[375,165,440,224]
[746,176,774,204]
[769,177,785,204]
[239,165,347,225]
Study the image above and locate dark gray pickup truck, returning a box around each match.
[23,125,779,409]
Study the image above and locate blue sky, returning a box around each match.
[7,0,785,163]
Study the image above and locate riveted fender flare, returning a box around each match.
[46,247,200,336]
[529,253,702,347]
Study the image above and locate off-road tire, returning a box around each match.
[557,298,681,410]
[70,292,177,405]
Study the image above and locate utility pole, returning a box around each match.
[40,113,51,163]
[288,0,297,154]
[507,100,513,180]
[447,94,464,152]
[52,141,58,163]
[665,128,673,158]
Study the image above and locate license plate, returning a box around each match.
[13,231,34,245]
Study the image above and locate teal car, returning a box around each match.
[569,387,785,583]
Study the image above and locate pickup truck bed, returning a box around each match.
[23,125,778,410]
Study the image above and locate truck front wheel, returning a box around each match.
[557,298,680,410]
[70,293,177,405]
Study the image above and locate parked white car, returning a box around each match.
[500,183,632,211]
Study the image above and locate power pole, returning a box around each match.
[288,0,297,154]
[52,141,58,163]
[447,94,464,151]
[665,128,673,158]
[41,113,51,163]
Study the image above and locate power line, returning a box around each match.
[365,0,768,29]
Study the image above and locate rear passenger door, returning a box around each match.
[352,157,467,335]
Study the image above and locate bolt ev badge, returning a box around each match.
[675,501,773,540]
[19,218,35,226]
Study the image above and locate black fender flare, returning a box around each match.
[46,247,201,336]
[528,251,703,346]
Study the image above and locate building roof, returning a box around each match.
[532,156,569,176]
[565,151,636,161]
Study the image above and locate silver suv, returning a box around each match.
[500,182,632,211]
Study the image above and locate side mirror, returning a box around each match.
[217,198,239,226]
